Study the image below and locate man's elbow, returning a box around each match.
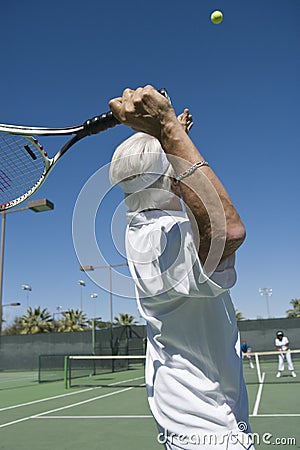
[225,222,246,253]
[226,221,246,249]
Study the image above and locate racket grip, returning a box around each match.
[83,112,120,135]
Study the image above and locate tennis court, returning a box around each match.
[0,353,299,450]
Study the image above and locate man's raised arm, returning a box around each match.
[109,85,245,268]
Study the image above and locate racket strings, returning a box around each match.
[0,133,46,205]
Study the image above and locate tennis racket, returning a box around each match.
[0,88,170,211]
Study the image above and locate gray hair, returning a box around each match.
[109,132,176,212]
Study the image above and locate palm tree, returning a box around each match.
[87,318,111,329]
[20,306,53,334]
[286,298,300,318]
[56,308,89,332]
[114,313,137,326]
[2,316,25,335]
[235,310,245,321]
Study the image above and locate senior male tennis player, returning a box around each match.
[109,86,253,450]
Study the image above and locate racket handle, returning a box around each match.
[83,88,170,136]
[83,112,120,135]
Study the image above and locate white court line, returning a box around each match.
[108,376,144,386]
[0,375,144,413]
[0,416,33,428]
[0,387,133,428]
[0,386,98,412]
[36,413,300,419]
[250,414,300,417]
[252,372,265,416]
[36,415,153,419]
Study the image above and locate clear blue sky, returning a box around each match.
[1,0,299,326]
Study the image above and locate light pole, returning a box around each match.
[0,199,54,335]
[90,293,98,318]
[90,293,100,354]
[259,287,272,318]
[1,302,21,329]
[2,302,21,307]
[80,263,128,351]
[21,284,32,307]
[53,305,67,320]
[78,280,86,310]
[80,263,128,324]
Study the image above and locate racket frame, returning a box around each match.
[0,88,170,211]
[0,114,118,211]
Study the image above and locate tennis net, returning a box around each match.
[46,349,300,388]
[242,349,300,384]
[64,355,146,388]
[38,354,66,383]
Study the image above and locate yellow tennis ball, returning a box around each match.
[211,10,223,25]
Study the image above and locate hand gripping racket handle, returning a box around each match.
[82,88,171,136]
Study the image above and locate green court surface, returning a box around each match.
[0,366,299,450]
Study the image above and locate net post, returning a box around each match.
[38,355,41,383]
[92,318,96,355]
[64,355,69,389]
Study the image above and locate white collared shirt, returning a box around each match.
[125,209,250,449]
